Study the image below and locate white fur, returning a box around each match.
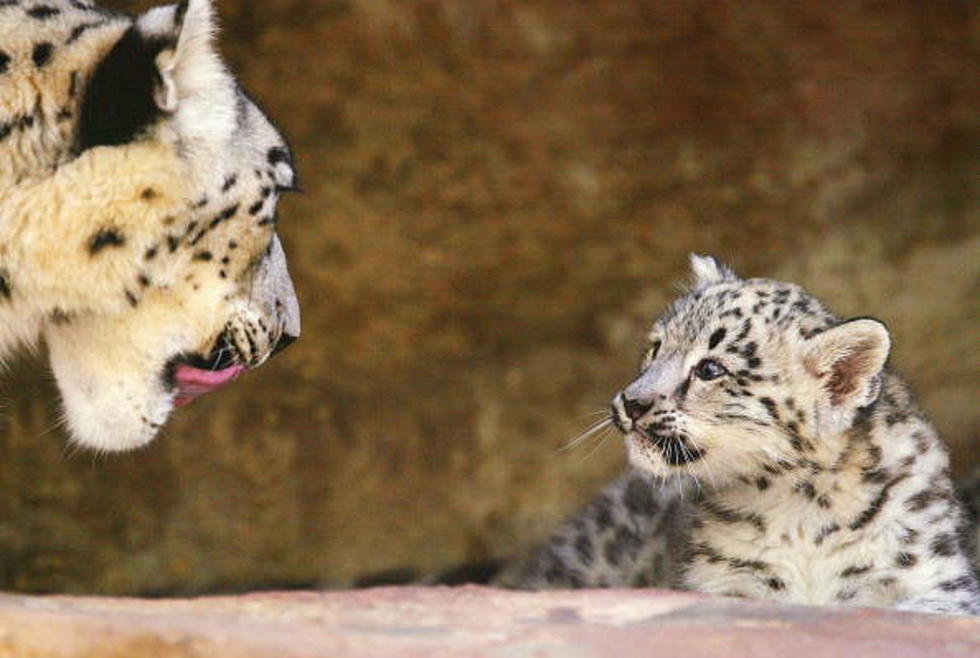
[512,256,979,615]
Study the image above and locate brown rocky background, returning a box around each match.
[0,0,977,595]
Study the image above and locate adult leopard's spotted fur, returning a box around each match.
[0,0,300,450]
[501,255,978,615]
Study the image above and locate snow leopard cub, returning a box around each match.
[501,255,979,616]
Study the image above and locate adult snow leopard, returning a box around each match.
[0,0,300,451]
[502,255,978,615]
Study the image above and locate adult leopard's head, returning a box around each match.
[21,0,300,451]
[610,255,891,487]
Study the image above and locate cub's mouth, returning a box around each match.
[620,421,707,466]
[164,331,246,407]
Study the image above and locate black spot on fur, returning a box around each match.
[88,228,125,255]
[221,174,238,192]
[701,500,765,533]
[688,541,724,564]
[32,41,53,67]
[144,246,158,260]
[755,477,769,491]
[0,268,11,301]
[67,21,105,44]
[905,490,940,512]
[267,146,289,165]
[193,251,213,262]
[729,558,768,571]
[591,496,613,529]
[899,527,920,545]
[77,26,160,151]
[708,327,726,350]
[210,203,240,229]
[573,535,594,567]
[603,537,623,567]
[840,564,872,578]
[141,187,158,201]
[796,481,816,500]
[814,522,840,546]
[27,5,60,19]
[862,468,891,484]
[49,308,72,325]
[938,575,976,592]
[766,577,785,591]
[623,477,658,516]
[674,378,690,401]
[894,552,917,568]
[930,532,958,557]
[850,474,908,531]
[0,51,10,75]
[611,525,642,561]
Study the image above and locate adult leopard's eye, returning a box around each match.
[640,340,662,371]
[694,358,727,381]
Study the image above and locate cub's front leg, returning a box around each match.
[498,470,693,589]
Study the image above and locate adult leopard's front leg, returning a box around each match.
[498,470,693,589]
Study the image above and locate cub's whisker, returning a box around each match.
[559,417,614,453]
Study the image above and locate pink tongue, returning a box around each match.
[173,364,247,407]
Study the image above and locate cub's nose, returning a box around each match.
[611,392,653,432]
[622,394,653,421]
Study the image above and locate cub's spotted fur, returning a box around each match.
[503,256,978,615]
[0,0,300,450]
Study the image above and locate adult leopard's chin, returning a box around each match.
[42,284,240,452]
[45,323,193,452]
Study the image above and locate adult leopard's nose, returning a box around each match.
[270,332,297,357]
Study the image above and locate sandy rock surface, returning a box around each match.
[0,587,978,658]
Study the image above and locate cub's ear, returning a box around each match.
[803,318,890,410]
[689,254,738,289]
[138,0,219,113]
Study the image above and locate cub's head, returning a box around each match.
[611,255,891,487]
[34,0,300,451]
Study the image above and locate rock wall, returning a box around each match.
[0,0,977,594]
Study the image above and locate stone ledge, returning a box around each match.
[0,586,976,658]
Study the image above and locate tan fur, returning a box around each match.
[0,0,300,451]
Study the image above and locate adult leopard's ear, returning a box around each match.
[803,318,890,410]
[137,0,220,113]
[77,1,220,151]
[689,254,738,289]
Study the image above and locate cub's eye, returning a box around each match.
[640,340,662,371]
[694,358,727,381]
